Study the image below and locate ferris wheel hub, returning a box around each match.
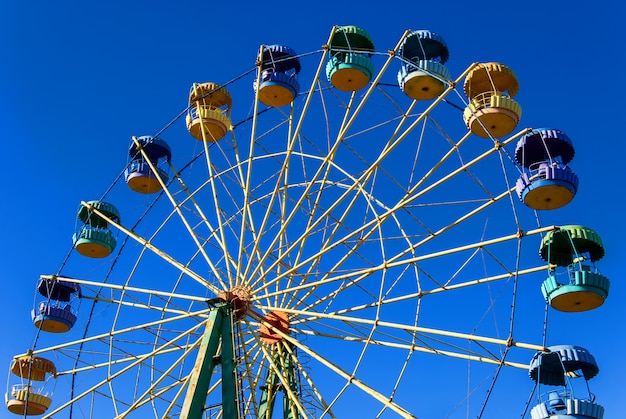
[217,285,251,320]
[259,311,290,345]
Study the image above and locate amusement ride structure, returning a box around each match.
[6,26,609,418]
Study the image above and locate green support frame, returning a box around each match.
[180,301,239,419]
[258,345,299,419]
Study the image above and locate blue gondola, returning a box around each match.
[125,136,171,194]
[529,345,604,419]
[254,45,301,107]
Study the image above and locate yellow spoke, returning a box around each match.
[293,327,530,370]
[80,201,220,293]
[116,339,201,418]
[249,63,477,294]
[131,136,228,290]
[249,310,415,418]
[254,130,527,297]
[40,319,205,417]
[256,306,546,352]
[57,343,196,376]
[21,308,211,358]
[167,160,239,280]
[283,343,336,418]
[254,227,553,304]
[40,274,208,303]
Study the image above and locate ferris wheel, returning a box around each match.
[7,26,609,418]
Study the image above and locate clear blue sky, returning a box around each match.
[1,1,624,418]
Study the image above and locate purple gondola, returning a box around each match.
[32,277,80,333]
[515,128,579,210]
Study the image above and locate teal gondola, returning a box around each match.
[326,26,375,92]
[72,201,120,258]
[397,30,450,100]
[539,226,609,312]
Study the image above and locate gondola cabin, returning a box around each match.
[539,226,609,312]
[255,45,301,107]
[32,277,80,333]
[515,128,579,210]
[397,30,450,100]
[463,62,522,138]
[326,26,375,92]
[186,82,232,142]
[5,354,55,416]
[529,346,604,419]
[125,136,172,194]
[72,201,120,258]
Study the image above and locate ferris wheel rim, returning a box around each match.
[11,25,593,419]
